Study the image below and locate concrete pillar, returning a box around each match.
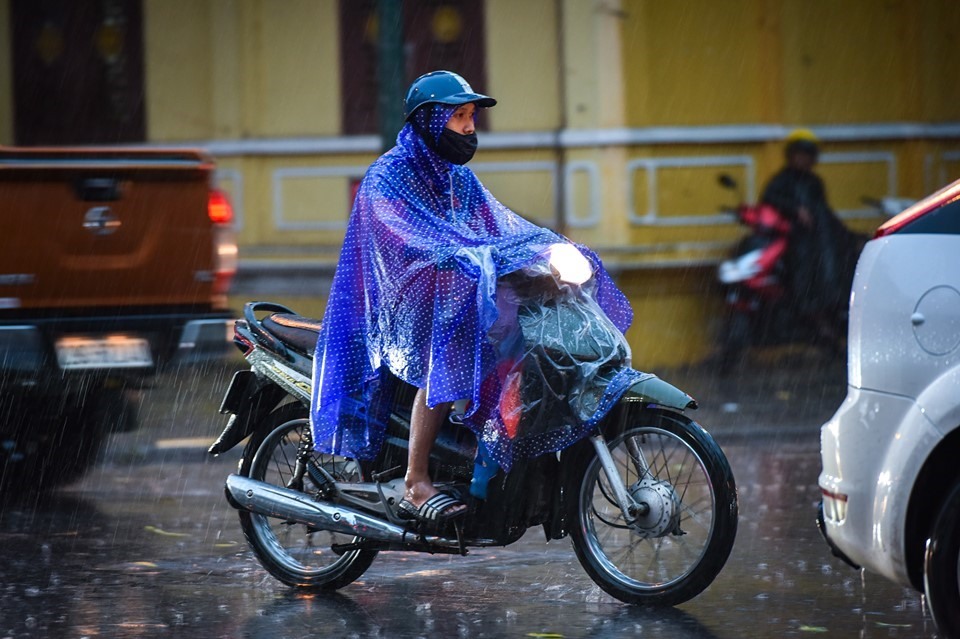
[559,0,630,253]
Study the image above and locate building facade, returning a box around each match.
[2,0,959,366]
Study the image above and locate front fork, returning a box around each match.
[589,433,650,524]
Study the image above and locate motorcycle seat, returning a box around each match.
[262,313,322,356]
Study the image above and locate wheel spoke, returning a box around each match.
[657,436,678,486]
[644,536,665,580]
[678,491,713,514]
[596,469,622,509]
[671,534,702,563]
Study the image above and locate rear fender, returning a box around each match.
[208,374,290,455]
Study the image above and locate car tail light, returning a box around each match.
[875,179,960,238]
[208,189,238,305]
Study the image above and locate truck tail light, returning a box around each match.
[208,189,238,305]
[208,189,233,224]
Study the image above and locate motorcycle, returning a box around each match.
[715,173,797,370]
[209,244,738,606]
[715,175,910,370]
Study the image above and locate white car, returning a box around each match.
[819,178,960,636]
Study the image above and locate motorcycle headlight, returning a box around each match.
[548,243,593,285]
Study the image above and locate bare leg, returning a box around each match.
[403,387,464,513]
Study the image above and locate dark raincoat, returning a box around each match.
[761,167,857,318]
[310,105,637,470]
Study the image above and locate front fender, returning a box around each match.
[623,375,698,411]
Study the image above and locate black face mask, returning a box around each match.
[435,128,478,165]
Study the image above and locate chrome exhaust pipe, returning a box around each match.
[224,474,460,549]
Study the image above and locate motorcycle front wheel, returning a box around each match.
[238,403,377,590]
[571,409,738,606]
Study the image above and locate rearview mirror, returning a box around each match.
[718,174,738,190]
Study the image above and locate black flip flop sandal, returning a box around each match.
[397,492,466,529]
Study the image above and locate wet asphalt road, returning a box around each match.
[0,356,943,638]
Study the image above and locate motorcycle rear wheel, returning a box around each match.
[571,410,738,606]
[238,403,377,590]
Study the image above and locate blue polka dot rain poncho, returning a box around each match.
[311,104,650,471]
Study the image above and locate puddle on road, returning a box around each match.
[0,436,939,638]
[0,445,934,639]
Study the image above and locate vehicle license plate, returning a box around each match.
[55,335,153,370]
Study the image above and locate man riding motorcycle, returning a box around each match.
[310,71,635,530]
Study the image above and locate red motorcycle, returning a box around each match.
[715,174,798,370]
[715,176,904,371]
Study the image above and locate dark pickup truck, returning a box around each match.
[0,147,237,491]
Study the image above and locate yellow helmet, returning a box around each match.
[784,128,819,158]
[785,128,819,145]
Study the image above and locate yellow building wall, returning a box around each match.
[621,0,960,128]
[615,0,960,266]
[561,0,626,130]
[221,153,378,253]
[485,0,560,132]
[918,1,960,122]
[623,0,770,126]
[613,0,959,366]
[471,149,560,228]
[781,0,912,124]
[143,1,215,141]
[555,0,633,265]
[3,0,960,369]
[143,0,340,141]
[209,0,243,139]
[251,0,340,137]
[620,268,724,371]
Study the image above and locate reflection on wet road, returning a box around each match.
[0,367,939,638]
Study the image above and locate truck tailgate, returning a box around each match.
[0,148,217,311]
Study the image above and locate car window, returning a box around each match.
[898,198,960,236]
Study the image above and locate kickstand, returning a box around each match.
[454,519,467,556]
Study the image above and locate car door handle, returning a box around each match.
[911,312,926,326]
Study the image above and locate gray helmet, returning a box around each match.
[403,70,496,121]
